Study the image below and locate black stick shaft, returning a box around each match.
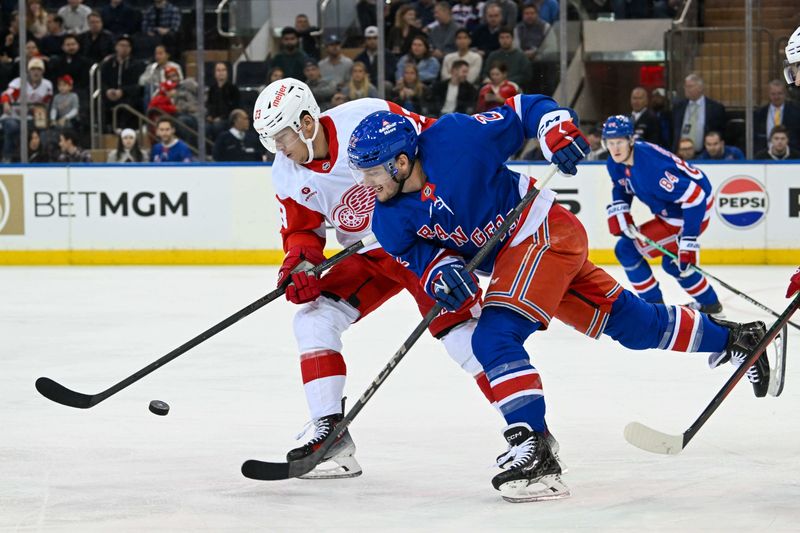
[37,236,375,408]
[320,166,559,458]
[683,294,800,448]
[633,230,800,332]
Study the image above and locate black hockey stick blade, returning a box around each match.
[242,402,363,480]
[625,294,800,455]
[35,377,96,409]
[35,236,376,410]
[240,166,561,481]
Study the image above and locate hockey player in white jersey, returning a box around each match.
[253,78,495,478]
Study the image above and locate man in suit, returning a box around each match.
[630,86,661,145]
[671,73,726,155]
[754,79,800,152]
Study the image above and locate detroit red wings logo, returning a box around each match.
[331,184,376,233]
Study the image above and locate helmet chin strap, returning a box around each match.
[300,118,320,164]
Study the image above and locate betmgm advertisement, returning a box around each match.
[0,174,24,236]
[0,164,797,265]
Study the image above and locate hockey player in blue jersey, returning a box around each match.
[347,97,772,503]
[602,114,723,315]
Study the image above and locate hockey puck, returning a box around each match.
[148,400,170,416]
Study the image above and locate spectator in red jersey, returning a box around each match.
[139,44,183,103]
[147,79,178,118]
[1,58,53,162]
[476,62,519,112]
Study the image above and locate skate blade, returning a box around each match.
[500,475,570,503]
[298,456,362,480]
[555,453,568,474]
[767,324,788,397]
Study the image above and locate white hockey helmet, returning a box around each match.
[252,78,321,162]
[784,26,800,85]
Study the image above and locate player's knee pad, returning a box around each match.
[293,296,360,354]
[441,319,483,376]
[604,289,668,350]
[614,237,642,267]
[471,306,540,369]
[661,254,681,278]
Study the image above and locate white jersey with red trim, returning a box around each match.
[272,98,432,252]
[1,77,53,118]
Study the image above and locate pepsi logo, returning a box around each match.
[715,175,768,229]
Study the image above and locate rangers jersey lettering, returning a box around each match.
[372,94,569,281]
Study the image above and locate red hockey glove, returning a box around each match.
[606,201,636,238]
[278,246,326,304]
[677,236,700,276]
[543,120,589,175]
[787,267,800,298]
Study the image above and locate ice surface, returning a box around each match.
[2,265,799,531]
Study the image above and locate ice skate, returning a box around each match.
[492,423,570,503]
[708,317,771,398]
[496,428,568,474]
[288,412,362,479]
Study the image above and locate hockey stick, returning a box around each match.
[630,228,800,332]
[35,235,377,409]
[624,294,799,455]
[241,164,560,481]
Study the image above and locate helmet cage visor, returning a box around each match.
[349,158,399,188]
[784,60,799,85]
[601,136,633,151]
[266,126,305,153]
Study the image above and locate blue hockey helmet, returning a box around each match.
[348,110,418,175]
[602,115,634,140]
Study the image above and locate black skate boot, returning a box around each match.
[688,300,724,317]
[288,411,362,479]
[496,427,568,473]
[708,317,770,398]
[492,423,569,503]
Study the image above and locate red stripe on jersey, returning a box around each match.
[686,277,708,296]
[300,349,347,384]
[302,115,338,173]
[684,184,704,206]
[491,372,543,402]
[386,101,436,131]
[474,372,495,404]
[632,276,657,292]
[672,307,696,352]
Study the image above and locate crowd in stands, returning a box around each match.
[0,0,796,163]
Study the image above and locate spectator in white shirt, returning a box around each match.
[58,0,92,35]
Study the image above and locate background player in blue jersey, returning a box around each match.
[347,99,773,503]
[602,114,723,315]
